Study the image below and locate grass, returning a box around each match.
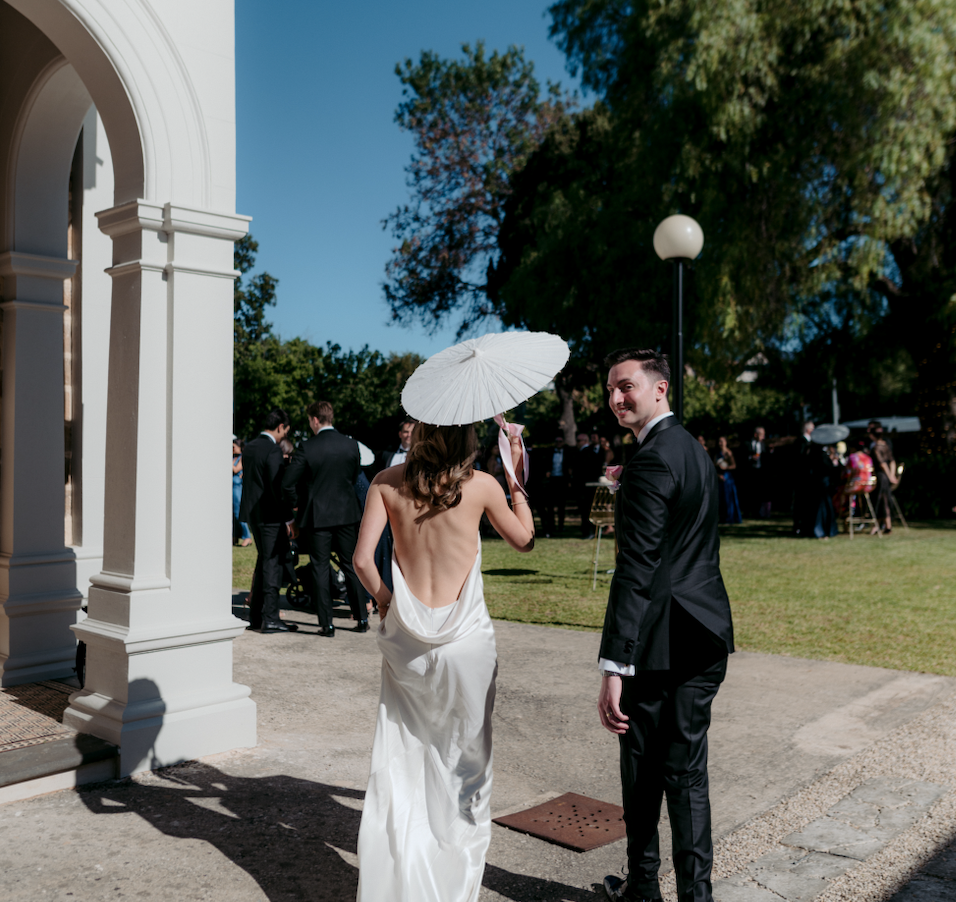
[233,517,956,676]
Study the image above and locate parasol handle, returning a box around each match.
[494,413,530,500]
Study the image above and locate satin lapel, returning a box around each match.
[639,416,679,451]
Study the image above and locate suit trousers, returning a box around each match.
[619,655,727,902]
[302,522,365,628]
[248,519,283,628]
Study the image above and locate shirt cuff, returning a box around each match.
[598,658,635,677]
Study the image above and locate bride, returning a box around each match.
[353,422,534,902]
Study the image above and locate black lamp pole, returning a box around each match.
[654,214,702,425]
[672,260,685,424]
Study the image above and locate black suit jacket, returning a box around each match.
[282,428,362,529]
[600,417,734,671]
[239,434,290,524]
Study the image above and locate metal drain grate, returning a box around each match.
[492,792,626,852]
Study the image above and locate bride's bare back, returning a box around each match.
[354,445,534,611]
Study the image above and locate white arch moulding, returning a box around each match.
[1,0,256,775]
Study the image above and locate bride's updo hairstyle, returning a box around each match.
[403,423,478,512]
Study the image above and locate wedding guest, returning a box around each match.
[573,433,603,538]
[232,439,252,547]
[599,435,616,467]
[745,426,772,519]
[377,417,417,471]
[240,409,299,633]
[282,400,367,636]
[534,433,571,537]
[793,421,816,535]
[870,436,898,534]
[716,436,742,524]
[278,438,294,464]
[697,434,708,451]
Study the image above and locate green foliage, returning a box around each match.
[384,41,570,334]
[233,235,423,444]
[683,378,792,440]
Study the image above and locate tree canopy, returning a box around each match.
[383,1,956,451]
[233,236,423,445]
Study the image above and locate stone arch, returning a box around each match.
[6,0,211,209]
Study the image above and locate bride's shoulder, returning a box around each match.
[372,464,406,488]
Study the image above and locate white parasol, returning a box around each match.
[401,331,570,426]
[402,331,570,499]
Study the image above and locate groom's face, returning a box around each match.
[607,361,667,435]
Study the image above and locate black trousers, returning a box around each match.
[539,476,568,535]
[619,654,727,902]
[301,522,365,628]
[248,518,283,628]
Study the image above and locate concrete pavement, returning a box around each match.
[1,602,954,901]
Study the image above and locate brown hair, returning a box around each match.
[603,347,670,383]
[402,423,478,512]
[307,400,334,425]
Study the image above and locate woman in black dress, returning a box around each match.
[870,438,898,534]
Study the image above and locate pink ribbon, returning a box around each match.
[605,465,623,494]
[494,413,530,499]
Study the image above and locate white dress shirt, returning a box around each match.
[599,410,675,677]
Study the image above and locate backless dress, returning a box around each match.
[356,540,497,902]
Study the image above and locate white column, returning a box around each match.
[0,251,83,686]
[64,200,256,776]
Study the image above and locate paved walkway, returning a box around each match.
[1,603,954,901]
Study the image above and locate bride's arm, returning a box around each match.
[354,481,393,613]
[483,433,534,552]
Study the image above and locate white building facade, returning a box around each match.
[0,0,256,775]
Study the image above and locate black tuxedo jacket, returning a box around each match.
[282,428,362,529]
[600,417,734,671]
[376,446,407,473]
[239,434,290,524]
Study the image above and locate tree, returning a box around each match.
[234,236,424,443]
[384,41,569,336]
[541,0,956,450]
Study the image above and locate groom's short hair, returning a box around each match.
[604,347,670,384]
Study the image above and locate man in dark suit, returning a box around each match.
[533,433,573,537]
[282,400,366,637]
[376,417,417,473]
[240,408,299,634]
[573,432,605,537]
[597,348,734,902]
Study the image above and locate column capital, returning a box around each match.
[163,204,251,241]
[95,200,251,241]
[0,251,77,280]
[94,200,165,237]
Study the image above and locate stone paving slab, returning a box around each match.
[714,779,947,900]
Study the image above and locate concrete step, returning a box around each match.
[0,733,118,805]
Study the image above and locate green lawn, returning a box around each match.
[233,517,956,676]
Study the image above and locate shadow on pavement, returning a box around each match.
[77,760,599,901]
[887,830,956,900]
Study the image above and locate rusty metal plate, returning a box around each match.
[492,792,626,852]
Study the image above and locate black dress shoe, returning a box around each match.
[245,623,261,631]
[603,875,661,901]
[354,620,370,633]
[259,620,298,633]
[317,625,335,638]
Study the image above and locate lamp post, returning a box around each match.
[653,214,704,424]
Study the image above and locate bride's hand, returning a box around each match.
[508,431,525,485]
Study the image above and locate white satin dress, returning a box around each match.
[357,541,497,902]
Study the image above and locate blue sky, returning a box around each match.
[235,0,579,360]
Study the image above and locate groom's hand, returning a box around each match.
[598,675,629,734]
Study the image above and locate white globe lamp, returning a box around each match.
[653,214,704,423]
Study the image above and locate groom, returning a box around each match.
[597,348,734,902]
